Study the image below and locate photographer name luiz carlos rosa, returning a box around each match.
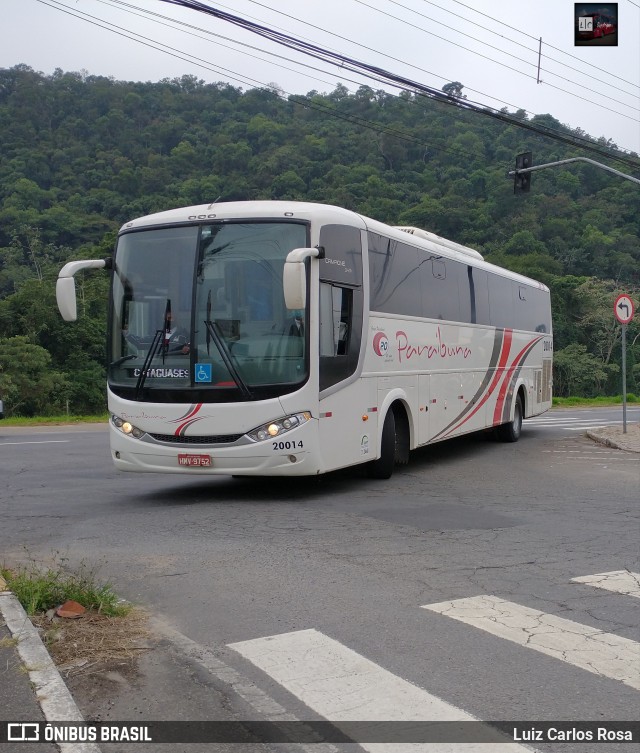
[512,724,635,742]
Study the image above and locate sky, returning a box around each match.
[2,0,639,156]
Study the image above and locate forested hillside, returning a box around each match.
[0,64,638,415]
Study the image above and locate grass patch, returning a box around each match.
[3,553,150,676]
[1,554,129,617]
[0,414,108,426]
[553,395,639,407]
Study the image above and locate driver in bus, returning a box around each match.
[123,315,190,355]
[163,311,190,354]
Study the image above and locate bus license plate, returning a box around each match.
[178,453,212,467]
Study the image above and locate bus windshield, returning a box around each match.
[109,221,309,401]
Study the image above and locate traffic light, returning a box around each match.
[514,151,532,194]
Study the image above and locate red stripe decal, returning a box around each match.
[172,403,203,423]
[441,329,513,438]
[492,336,543,425]
[174,404,203,436]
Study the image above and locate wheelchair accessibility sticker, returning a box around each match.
[195,363,212,383]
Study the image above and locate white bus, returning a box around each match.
[57,201,552,479]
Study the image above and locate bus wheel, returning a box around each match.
[496,394,523,443]
[367,409,396,479]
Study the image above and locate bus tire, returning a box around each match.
[394,406,410,465]
[367,409,396,479]
[496,394,523,443]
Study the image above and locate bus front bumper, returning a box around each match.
[109,424,321,476]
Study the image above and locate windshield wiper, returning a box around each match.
[133,299,172,399]
[203,318,253,401]
[134,329,163,400]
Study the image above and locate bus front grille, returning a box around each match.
[149,433,243,445]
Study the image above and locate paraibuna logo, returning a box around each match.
[373,327,472,363]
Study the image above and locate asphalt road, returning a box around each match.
[1,408,638,752]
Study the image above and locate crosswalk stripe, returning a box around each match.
[229,628,531,752]
[422,596,640,691]
[571,571,640,598]
[526,418,582,423]
[528,415,614,419]
[526,420,618,426]
[528,423,615,428]
[151,618,343,753]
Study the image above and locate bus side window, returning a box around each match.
[320,283,351,357]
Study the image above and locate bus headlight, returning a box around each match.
[247,412,312,442]
[111,414,145,439]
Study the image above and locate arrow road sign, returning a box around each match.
[614,294,634,325]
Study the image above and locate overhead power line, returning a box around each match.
[444,0,640,90]
[159,0,640,170]
[34,0,640,167]
[239,0,532,116]
[238,0,639,154]
[36,0,494,167]
[98,0,360,91]
[61,0,623,161]
[415,0,638,99]
[359,0,639,112]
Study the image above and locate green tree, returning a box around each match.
[0,336,69,415]
[553,343,616,397]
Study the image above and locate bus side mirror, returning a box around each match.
[283,246,324,310]
[56,259,109,321]
[56,277,78,321]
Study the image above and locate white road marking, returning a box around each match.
[229,628,531,752]
[0,440,71,446]
[529,421,614,426]
[422,596,640,691]
[542,450,618,454]
[527,420,622,428]
[571,571,640,599]
[150,618,342,753]
[547,455,623,461]
[540,446,628,462]
[527,417,613,423]
[530,416,617,420]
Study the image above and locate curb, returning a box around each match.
[586,430,640,453]
[586,431,621,450]
[0,591,102,753]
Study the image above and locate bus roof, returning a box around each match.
[119,200,366,232]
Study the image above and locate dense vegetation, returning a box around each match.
[0,64,638,415]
